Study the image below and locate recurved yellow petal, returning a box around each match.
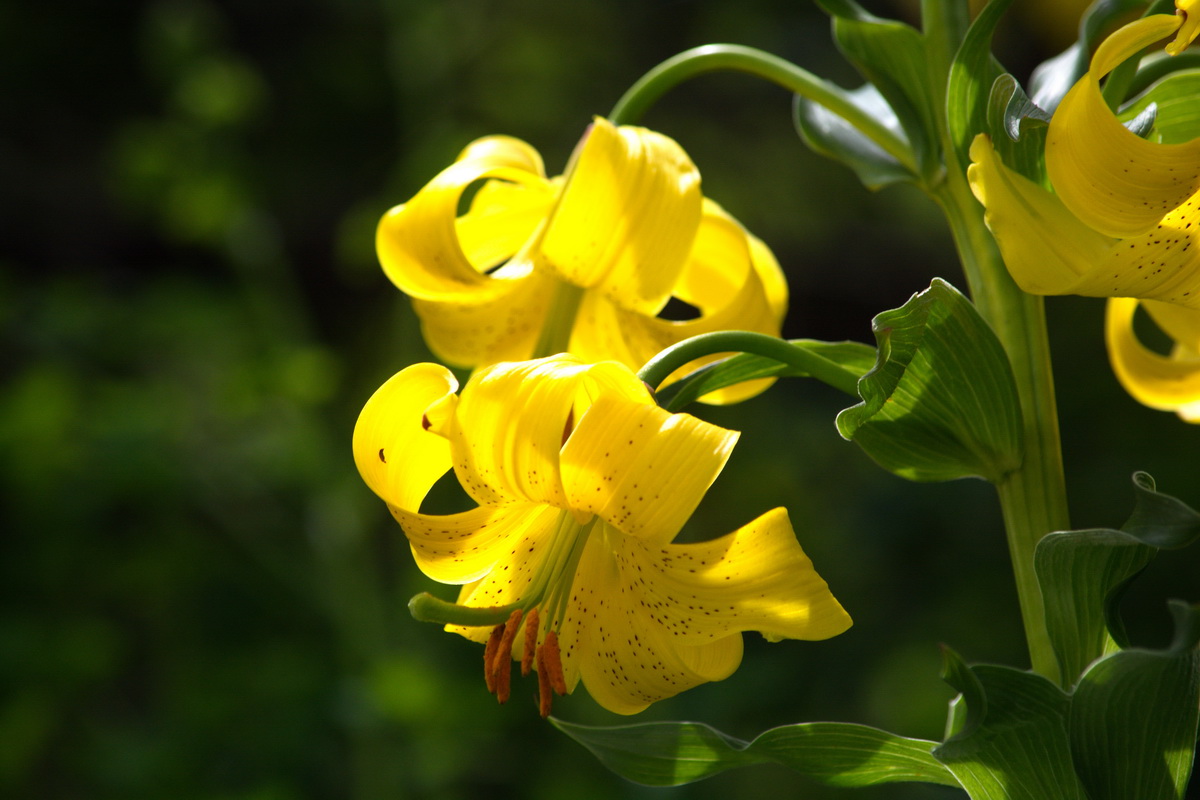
[560,392,737,544]
[353,363,457,511]
[411,263,556,367]
[617,507,853,644]
[448,356,589,508]
[1106,297,1200,420]
[969,135,1116,294]
[568,526,745,715]
[455,178,556,271]
[540,118,702,314]
[392,502,560,587]
[376,138,549,298]
[1047,14,1200,238]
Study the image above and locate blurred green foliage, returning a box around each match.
[2,1,1196,799]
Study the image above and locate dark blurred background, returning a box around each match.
[4,1,1198,798]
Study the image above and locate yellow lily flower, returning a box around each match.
[1106,297,1200,421]
[967,2,1200,306]
[353,354,851,716]
[376,118,788,403]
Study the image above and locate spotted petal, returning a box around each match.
[560,392,737,544]
[565,510,850,715]
[540,118,703,314]
[565,526,744,715]
[1047,13,1200,238]
[352,363,458,511]
[1106,297,1200,420]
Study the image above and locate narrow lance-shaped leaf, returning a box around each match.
[947,0,1014,160]
[836,278,1023,483]
[552,718,959,789]
[793,84,917,190]
[815,0,941,179]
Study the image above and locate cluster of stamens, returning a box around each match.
[482,607,567,717]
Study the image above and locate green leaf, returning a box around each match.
[836,278,1023,483]
[947,0,1014,160]
[815,0,940,180]
[934,654,1088,800]
[656,340,876,412]
[1121,68,1200,144]
[793,85,916,190]
[1069,602,1200,800]
[1035,472,1200,684]
[552,718,959,789]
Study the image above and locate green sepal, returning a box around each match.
[793,85,917,190]
[836,278,1023,483]
[551,718,959,789]
[1069,601,1200,800]
[655,340,876,412]
[986,74,1051,185]
[1036,472,1200,684]
[933,652,1089,800]
[946,0,1014,161]
[815,0,940,181]
[1121,69,1200,144]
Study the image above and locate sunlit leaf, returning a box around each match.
[552,718,959,788]
[836,279,1023,483]
[947,0,1014,160]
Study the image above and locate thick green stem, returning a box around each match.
[609,44,917,173]
[921,0,1068,684]
[935,166,1069,686]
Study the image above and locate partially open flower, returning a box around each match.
[376,118,787,403]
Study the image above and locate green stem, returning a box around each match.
[934,160,1069,686]
[922,0,1068,683]
[608,44,917,173]
[637,330,859,395]
[532,280,586,358]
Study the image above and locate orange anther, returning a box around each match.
[483,622,505,694]
[490,609,523,704]
[536,645,553,718]
[521,607,539,676]
[542,630,567,696]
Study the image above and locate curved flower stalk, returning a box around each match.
[967,3,1200,307]
[352,354,850,716]
[376,118,788,403]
